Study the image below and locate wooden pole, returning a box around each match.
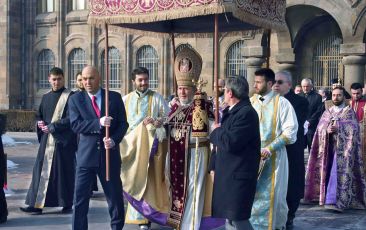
[171,33,177,96]
[214,15,219,124]
[104,23,110,181]
[266,29,271,68]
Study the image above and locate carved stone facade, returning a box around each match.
[0,0,365,109]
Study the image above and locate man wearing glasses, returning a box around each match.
[273,71,309,229]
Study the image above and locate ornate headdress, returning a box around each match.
[331,78,342,87]
[174,47,202,87]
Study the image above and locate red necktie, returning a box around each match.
[92,95,100,118]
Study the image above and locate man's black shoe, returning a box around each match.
[0,215,7,224]
[286,219,294,229]
[61,206,72,214]
[19,206,42,214]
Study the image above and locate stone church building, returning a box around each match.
[0,0,365,109]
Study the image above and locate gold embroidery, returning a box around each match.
[170,106,193,141]
[171,126,188,141]
[192,100,207,130]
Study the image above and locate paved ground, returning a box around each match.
[1,132,366,230]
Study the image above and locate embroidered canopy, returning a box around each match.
[88,0,287,34]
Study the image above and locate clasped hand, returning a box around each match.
[261,148,271,160]
[100,116,113,127]
[103,137,115,149]
[327,124,337,134]
[143,117,162,127]
[211,123,221,131]
[38,121,49,133]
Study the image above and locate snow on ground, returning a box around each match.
[2,134,32,146]
[2,134,21,198]
[4,187,14,197]
[7,160,18,169]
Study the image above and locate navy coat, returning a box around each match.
[210,98,261,221]
[68,89,128,168]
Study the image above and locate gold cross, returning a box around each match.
[192,77,208,92]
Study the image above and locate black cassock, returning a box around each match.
[25,87,77,208]
[284,90,309,218]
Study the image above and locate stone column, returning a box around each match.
[275,49,297,85]
[243,46,266,96]
[342,55,366,90]
[245,57,266,96]
[277,63,296,73]
[340,43,366,90]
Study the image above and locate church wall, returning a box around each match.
[0,1,9,109]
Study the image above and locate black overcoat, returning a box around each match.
[284,90,309,201]
[299,90,322,134]
[209,98,260,221]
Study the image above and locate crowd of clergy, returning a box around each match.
[1,46,366,230]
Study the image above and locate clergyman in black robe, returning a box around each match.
[274,71,309,229]
[20,67,77,214]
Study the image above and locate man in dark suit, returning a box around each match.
[210,76,261,230]
[68,66,128,230]
[299,78,322,151]
[273,71,309,229]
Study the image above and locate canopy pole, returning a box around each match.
[104,23,110,181]
[171,33,177,96]
[214,15,219,124]
[266,29,271,68]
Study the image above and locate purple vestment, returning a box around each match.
[304,105,366,210]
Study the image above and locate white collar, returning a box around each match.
[87,88,101,99]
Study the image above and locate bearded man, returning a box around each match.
[304,86,366,212]
[250,68,298,230]
[121,67,170,230]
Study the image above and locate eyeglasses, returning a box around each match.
[274,80,285,85]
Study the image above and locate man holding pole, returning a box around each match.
[68,66,129,230]
[210,76,260,230]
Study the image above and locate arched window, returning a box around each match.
[68,48,86,88]
[38,0,54,13]
[176,43,193,55]
[226,40,247,78]
[72,0,86,10]
[101,47,121,89]
[37,49,55,89]
[136,45,159,90]
[312,35,343,89]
